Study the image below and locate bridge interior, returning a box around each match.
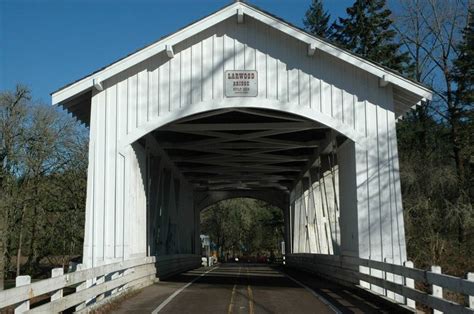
[140,107,347,260]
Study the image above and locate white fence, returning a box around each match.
[0,256,156,313]
[0,254,201,313]
[287,254,474,313]
[3,253,471,313]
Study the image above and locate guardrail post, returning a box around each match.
[111,270,122,295]
[384,257,394,300]
[431,265,443,314]
[14,275,31,313]
[467,272,473,309]
[403,261,416,309]
[359,255,370,289]
[95,275,105,302]
[123,266,134,290]
[371,256,385,296]
[51,268,64,301]
[75,264,87,311]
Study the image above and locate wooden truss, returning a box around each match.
[153,108,334,192]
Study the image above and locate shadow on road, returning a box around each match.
[157,263,410,314]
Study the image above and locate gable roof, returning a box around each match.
[52,1,432,124]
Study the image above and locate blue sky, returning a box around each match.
[0,0,353,104]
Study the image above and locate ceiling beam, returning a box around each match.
[176,159,304,167]
[181,165,301,173]
[167,128,314,139]
[232,108,306,122]
[186,174,296,181]
[248,153,309,161]
[167,145,301,157]
[162,141,317,149]
[161,122,325,131]
[174,108,233,124]
[157,128,317,148]
[171,154,309,163]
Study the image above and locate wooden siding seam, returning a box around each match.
[168,60,171,112]
[102,91,107,261]
[212,35,215,100]
[375,106,383,261]
[135,74,139,129]
[199,41,205,101]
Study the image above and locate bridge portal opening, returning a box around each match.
[136,107,348,269]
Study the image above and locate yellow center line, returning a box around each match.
[228,284,237,314]
[228,266,241,314]
[247,285,254,314]
[247,267,254,314]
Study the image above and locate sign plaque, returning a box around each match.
[224,70,258,97]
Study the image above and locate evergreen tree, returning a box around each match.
[303,0,331,37]
[453,8,474,105]
[331,0,411,73]
[451,8,474,189]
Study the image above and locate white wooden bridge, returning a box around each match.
[1,1,473,313]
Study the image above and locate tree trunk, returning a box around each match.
[16,228,23,277]
[447,80,465,246]
[0,210,5,291]
[26,206,38,273]
[16,205,26,277]
[450,120,465,184]
[0,168,6,291]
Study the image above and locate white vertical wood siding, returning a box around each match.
[105,17,370,144]
[83,16,407,269]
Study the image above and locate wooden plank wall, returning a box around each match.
[83,16,406,271]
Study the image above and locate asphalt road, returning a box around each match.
[113,264,406,314]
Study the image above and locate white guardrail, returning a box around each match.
[0,256,157,313]
[287,254,474,314]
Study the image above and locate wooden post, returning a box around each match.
[75,264,87,311]
[431,265,443,314]
[404,261,416,310]
[51,268,64,302]
[467,272,473,310]
[95,275,105,302]
[14,275,31,313]
[123,267,134,290]
[111,271,122,295]
[384,257,394,300]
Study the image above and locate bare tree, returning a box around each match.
[1,85,87,284]
[394,0,472,266]
[0,86,30,290]
[395,0,469,181]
